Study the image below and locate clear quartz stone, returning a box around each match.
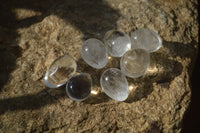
[104,30,131,57]
[44,55,77,88]
[120,49,150,78]
[66,73,92,101]
[100,68,129,101]
[81,38,108,69]
[131,28,162,53]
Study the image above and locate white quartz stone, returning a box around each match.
[81,38,108,69]
[66,73,92,101]
[104,30,131,57]
[44,55,77,88]
[120,49,150,78]
[100,68,129,101]
[131,28,162,53]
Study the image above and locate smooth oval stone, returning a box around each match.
[44,55,77,88]
[120,49,150,78]
[131,28,162,53]
[81,38,108,69]
[66,73,92,101]
[104,30,131,57]
[100,68,129,101]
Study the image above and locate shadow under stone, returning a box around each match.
[0,87,67,115]
[125,44,184,103]
[0,43,22,91]
[162,41,197,59]
[125,40,197,103]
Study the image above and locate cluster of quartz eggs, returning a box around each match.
[44,28,162,102]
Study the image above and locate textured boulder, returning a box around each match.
[0,0,199,132]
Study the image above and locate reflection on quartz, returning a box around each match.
[91,90,98,95]
[146,66,158,76]
[128,85,137,93]
[128,85,134,91]
[144,52,183,82]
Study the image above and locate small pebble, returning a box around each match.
[66,73,92,101]
[44,55,77,88]
[104,30,131,57]
[120,49,150,78]
[131,28,162,53]
[100,68,129,101]
[81,38,108,69]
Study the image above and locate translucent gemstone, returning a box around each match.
[44,55,77,88]
[131,28,162,53]
[120,49,150,78]
[66,73,92,101]
[81,38,108,69]
[104,30,131,57]
[100,68,129,101]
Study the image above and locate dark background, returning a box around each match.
[181,43,200,132]
[181,3,200,133]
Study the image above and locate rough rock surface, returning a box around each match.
[0,0,199,132]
